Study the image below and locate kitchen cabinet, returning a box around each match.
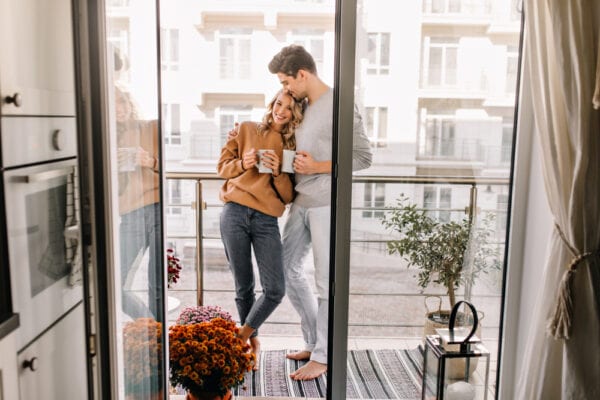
[18,303,87,399]
[0,0,89,399]
[0,0,76,116]
[0,330,19,400]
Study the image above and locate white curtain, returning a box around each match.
[517,1,600,399]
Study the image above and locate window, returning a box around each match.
[365,107,388,148]
[362,183,385,218]
[161,28,179,71]
[162,103,181,145]
[423,37,458,87]
[367,33,390,75]
[167,180,182,215]
[501,118,514,163]
[421,111,456,158]
[219,29,251,80]
[423,0,492,14]
[423,0,461,13]
[505,45,519,94]
[424,187,452,222]
[218,107,252,146]
[496,193,509,238]
[290,30,326,76]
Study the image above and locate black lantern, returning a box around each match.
[421,301,490,400]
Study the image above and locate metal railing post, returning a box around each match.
[195,179,204,306]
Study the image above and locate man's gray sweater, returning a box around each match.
[294,88,373,208]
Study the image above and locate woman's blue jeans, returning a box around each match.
[220,202,285,336]
[120,202,163,320]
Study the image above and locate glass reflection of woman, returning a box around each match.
[115,86,162,320]
[218,90,303,366]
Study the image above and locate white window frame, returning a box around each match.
[161,28,179,71]
[362,183,386,219]
[423,186,452,222]
[217,107,252,146]
[420,110,457,158]
[162,103,181,145]
[367,32,390,75]
[167,179,182,215]
[422,37,459,88]
[505,45,519,94]
[218,29,252,80]
[365,106,388,148]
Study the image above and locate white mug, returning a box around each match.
[281,149,296,173]
[118,147,137,172]
[256,149,273,174]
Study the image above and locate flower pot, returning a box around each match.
[423,296,483,379]
[186,389,233,400]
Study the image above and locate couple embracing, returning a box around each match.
[217,45,372,381]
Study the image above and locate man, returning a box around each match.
[268,44,372,380]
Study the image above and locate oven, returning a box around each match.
[1,116,82,350]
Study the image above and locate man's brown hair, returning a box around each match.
[268,44,317,76]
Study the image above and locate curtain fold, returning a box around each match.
[517,0,600,399]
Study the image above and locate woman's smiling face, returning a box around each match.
[271,92,293,129]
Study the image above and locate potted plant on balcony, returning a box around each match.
[381,193,501,332]
[169,317,254,400]
[123,318,164,400]
[381,194,501,377]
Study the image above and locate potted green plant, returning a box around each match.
[381,193,501,311]
[381,193,501,377]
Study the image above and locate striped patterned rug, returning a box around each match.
[233,348,424,399]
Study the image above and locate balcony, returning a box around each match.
[163,172,508,398]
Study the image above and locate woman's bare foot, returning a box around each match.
[249,336,260,370]
[290,360,327,380]
[286,350,311,361]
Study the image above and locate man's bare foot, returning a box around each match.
[290,360,327,381]
[250,336,260,370]
[286,350,311,361]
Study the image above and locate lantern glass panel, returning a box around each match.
[422,335,490,400]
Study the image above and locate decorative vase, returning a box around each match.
[186,389,233,400]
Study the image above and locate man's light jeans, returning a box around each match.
[282,203,330,364]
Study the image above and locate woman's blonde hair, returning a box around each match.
[257,90,304,150]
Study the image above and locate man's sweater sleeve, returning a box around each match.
[352,104,373,171]
[272,173,294,204]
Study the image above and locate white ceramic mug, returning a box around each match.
[118,147,137,172]
[281,149,296,173]
[256,149,273,173]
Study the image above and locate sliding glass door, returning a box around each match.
[332,1,522,399]
[79,0,522,398]
[80,0,166,398]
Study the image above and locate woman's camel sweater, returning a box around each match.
[218,121,294,217]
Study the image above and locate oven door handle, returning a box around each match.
[13,167,74,183]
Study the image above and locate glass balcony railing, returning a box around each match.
[164,171,508,339]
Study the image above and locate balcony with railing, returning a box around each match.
[164,171,508,398]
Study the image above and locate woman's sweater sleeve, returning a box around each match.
[217,138,245,178]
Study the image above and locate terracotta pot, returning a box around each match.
[186,389,233,400]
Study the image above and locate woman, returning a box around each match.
[217,90,303,366]
[115,86,162,320]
